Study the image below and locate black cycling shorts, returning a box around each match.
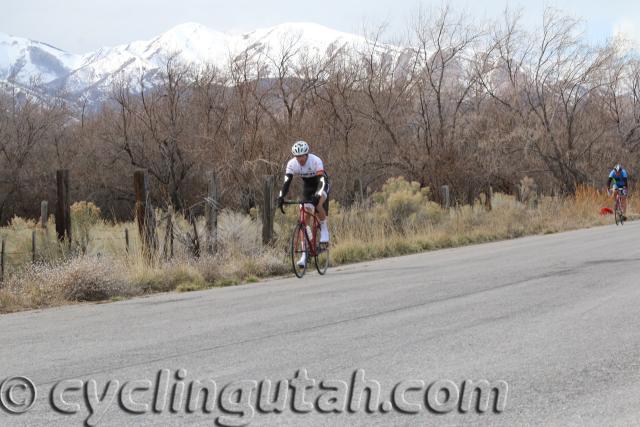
[303,181,329,215]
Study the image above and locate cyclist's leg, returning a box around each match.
[315,193,327,221]
[296,188,317,266]
[314,178,330,221]
[302,186,315,224]
[314,191,330,242]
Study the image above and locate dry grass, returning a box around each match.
[0,257,135,313]
[330,185,635,264]
[0,180,633,313]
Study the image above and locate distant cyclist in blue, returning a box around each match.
[607,164,629,220]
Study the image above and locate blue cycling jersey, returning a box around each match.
[609,169,629,188]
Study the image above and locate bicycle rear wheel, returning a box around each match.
[314,226,330,275]
[291,223,308,278]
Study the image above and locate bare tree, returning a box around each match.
[0,84,68,222]
[519,10,613,192]
[107,53,196,211]
[409,5,484,196]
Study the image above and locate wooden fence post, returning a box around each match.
[205,171,219,255]
[32,230,36,263]
[169,209,174,260]
[40,201,48,229]
[124,228,129,253]
[485,186,493,211]
[163,205,174,260]
[134,171,145,241]
[189,208,200,258]
[440,185,450,210]
[56,170,71,244]
[353,178,364,205]
[133,170,157,259]
[534,187,542,209]
[1,239,5,283]
[262,175,274,245]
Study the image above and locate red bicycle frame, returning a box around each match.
[610,187,627,226]
[281,199,330,278]
[296,202,321,257]
[613,188,625,211]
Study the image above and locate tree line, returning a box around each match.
[1,6,639,223]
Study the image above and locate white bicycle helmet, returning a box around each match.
[614,164,622,173]
[291,140,310,156]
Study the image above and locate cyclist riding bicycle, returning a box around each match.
[607,164,629,221]
[276,141,330,267]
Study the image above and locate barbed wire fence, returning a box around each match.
[0,226,132,282]
[0,169,226,285]
[1,167,471,285]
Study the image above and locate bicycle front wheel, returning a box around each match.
[615,200,623,226]
[291,223,308,278]
[315,227,330,275]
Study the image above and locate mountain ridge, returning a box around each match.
[0,22,402,105]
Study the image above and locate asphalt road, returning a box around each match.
[1,222,640,426]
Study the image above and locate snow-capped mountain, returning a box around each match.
[0,32,82,83]
[0,22,403,106]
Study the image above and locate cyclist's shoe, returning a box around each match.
[297,253,307,267]
[320,222,329,243]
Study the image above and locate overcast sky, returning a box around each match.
[2,0,639,53]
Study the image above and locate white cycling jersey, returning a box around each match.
[285,153,325,178]
[279,153,329,202]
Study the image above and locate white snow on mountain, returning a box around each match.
[0,22,403,104]
[0,32,82,83]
